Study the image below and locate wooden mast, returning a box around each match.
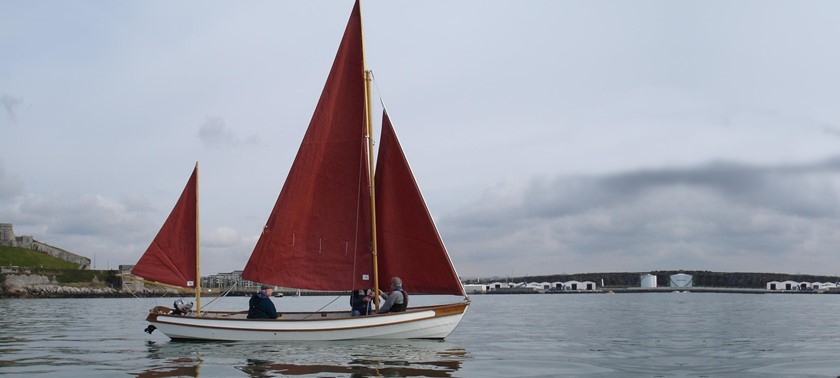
[359,0,380,310]
[366,69,380,310]
[194,161,202,316]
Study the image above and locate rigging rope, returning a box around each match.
[369,70,388,112]
[200,281,238,310]
[303,294,345,319]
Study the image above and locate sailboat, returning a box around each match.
[130,0,469,341]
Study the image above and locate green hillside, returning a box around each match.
[0,246,81,269]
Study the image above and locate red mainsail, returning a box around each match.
[244,1,465,296]
[132,167,198,288]
[375,111,466,296]
[242,0,373,290]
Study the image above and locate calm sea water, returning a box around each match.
[2,293,840,377]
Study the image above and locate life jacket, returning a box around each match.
[389,289,409,312]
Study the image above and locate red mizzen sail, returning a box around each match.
[242,0,372,290]
[132,166,198,288]
[375,111,466,296]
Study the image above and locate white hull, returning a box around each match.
[146,302,469,341]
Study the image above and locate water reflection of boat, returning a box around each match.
[237,342,466,377]
[128,0,469,341]
[141,339,466,377]
[238,359,462,378]
[133,365,199,378]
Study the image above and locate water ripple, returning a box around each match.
[2,294,840,376]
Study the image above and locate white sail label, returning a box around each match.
[187,281,195,287]
[362,275,370,281]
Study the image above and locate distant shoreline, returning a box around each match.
[5,267,840,299]
[4,286,839,299]
[481,286,840,295]
[555,287,839,294]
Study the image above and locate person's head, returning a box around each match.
[391,277,402,289]
[261,284,274,294]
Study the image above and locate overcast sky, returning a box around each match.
[2,1,840,278]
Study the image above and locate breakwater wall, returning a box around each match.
[1,273,119,298]
[0,273,178,298]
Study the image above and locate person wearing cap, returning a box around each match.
[247,285,279,319]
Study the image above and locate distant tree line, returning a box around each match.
[474,270,840,289]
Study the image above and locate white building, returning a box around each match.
[202,270,262,291]
[544,281,598,291]
[767,281,840,291]
[767,280,800,291]
[641,274,657,288]
[564,280,582,290]
[488,282,511,290]
[766,281,782,291]
[539,282,552,290]
[525,282,544,291]
[463,284,487,294]
[669,273,693,288]
[820,282,838,290]
[781,280,799,290]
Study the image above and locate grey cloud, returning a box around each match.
[199,117,237,147]
[1,95,22,122]
[198,117,259,148]
[120,193,157,213]
[523,159,840,220]
[0,192,158,268]
[2,188,257,273]
[441,157,840,276]
[16,193,154,242]
[0,159,23,199]
[821,126,840,139]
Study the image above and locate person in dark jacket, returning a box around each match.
[350,289,374,316]
[248,285,279,319]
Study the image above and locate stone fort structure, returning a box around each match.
[0,223,91,269]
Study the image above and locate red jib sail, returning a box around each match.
[242,0,372,290]
[132,167,198,288]
[375,111,466,296]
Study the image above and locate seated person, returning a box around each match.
[248,285,279,319]
[350,289,374,316]
[377,277,409,313]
